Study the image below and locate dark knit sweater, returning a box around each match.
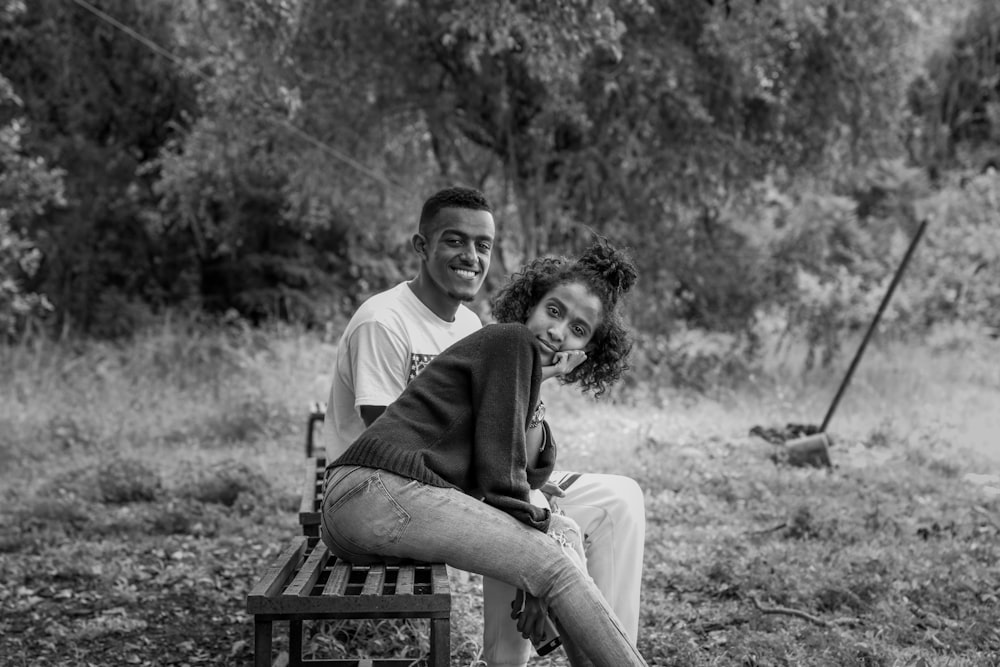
[330,323,556,532]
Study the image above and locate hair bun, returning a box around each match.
[579,237,637,298]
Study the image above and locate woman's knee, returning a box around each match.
[548,513,586,562]
[526,533,592,600]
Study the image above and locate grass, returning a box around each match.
[1,318,998,666]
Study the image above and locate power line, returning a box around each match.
[69,0,410,195]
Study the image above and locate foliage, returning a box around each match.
[278,0,962,345]
[906,170,1000,332]
[96,458,163,504]
[907,0,1000,171]
[753,156,1000,361]
[0,0,197,336]
[0,0,995,351]
[157,0,969,339]
[623,327,761,402]
[144,0,427,324]
[747,166,911,367]
[0,72,62,339]
[558,0,951,341]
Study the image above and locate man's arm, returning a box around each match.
[359,405,386,427]
[325,318,410,462]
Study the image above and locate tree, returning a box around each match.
[907,0,1000,172]
[0,0,196,335]
[0,71,64,339]
[189,0,961,336]
[4,0,975,340]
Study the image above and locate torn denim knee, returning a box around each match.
[546,514,587,571]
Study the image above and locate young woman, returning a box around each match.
[320,238,647,667]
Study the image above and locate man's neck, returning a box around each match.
[407,278,461,323]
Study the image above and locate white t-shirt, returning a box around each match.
[323,282,483,461]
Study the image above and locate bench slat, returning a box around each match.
[323,559,352,597]
[248,546,450,616]
[285,541,330,597]
[248,537,307,599]
[395,565,414,595]
[252,594,450,616]
[361,564,386,596]
[431,564,449,595]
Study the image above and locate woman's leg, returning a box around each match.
[321,466,647,667]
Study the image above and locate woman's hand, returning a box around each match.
[511,588,551,644]
[541,349,587,382]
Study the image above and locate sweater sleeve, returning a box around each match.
[470,325,551,532]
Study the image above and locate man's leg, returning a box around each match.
[481,488,562,667]
[551,471,646,643]
[482,577,532,667]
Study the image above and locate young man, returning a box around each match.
[323,186,645,666]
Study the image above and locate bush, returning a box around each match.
[175,459,274,512]
[97,458,162,504]
[905,171,1000,332]
[624,326,760,398]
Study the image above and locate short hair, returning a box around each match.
[418,187,493,236]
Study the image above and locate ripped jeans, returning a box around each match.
[320,465,648,667]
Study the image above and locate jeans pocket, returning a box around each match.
[324,470,410,554]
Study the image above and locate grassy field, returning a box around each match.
[1,320,998,666]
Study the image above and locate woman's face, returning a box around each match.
[525,281,603,365]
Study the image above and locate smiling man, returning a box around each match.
[322,186,645,667]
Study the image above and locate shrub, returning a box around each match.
[624,326,760,397]
[905,171,1000,332]
[175,459,274,512]
[97,458,162,504]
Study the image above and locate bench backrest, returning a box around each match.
[299,456,325,537]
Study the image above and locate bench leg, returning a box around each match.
[254,618,272,667]
[429,618,450,667]
[289,619,303,666]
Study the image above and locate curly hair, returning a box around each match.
[490,237,637,398]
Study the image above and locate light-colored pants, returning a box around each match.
[320,465,648,667]
[483,471,646,666]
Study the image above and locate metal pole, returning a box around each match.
[819,219,929,432]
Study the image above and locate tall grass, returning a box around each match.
[3,317,997,531]
[548,327,1000,477]
[1,317,334,498]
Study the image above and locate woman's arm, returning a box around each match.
[469,324,551,531]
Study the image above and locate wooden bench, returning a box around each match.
[246,536,451,667]
[246,404,453,666]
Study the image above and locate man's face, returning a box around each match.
[419,207,495,303]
